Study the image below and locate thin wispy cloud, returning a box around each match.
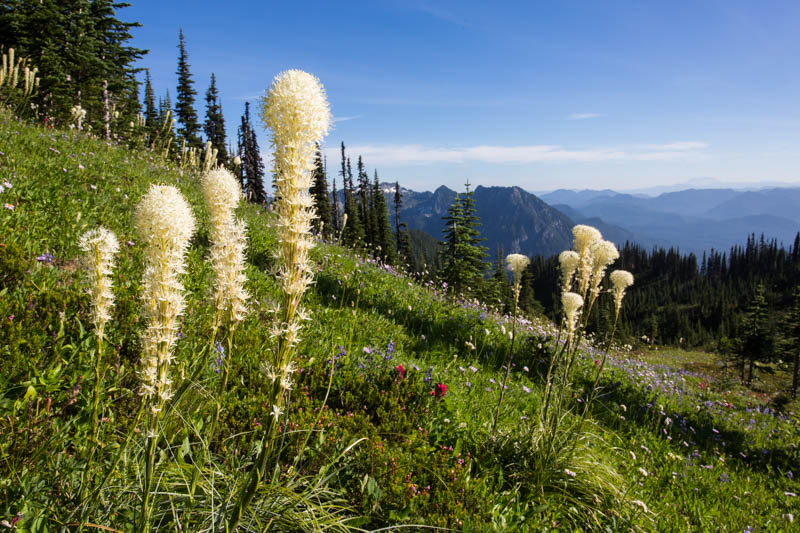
[324,142,708,166]
[567,113,603,120]
[332,115,362,123]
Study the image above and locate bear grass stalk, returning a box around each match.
[77,227,119,498]
[200,167,249,458]
[227,69,331,531]
[492,253,529,431]
[134,184,196,533]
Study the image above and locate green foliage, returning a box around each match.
[203,72,228,165]
[174,28,201,148]
[0,0,145,129]
[440,182,488,297]
[0,111,797,532]
[310,146,331,236]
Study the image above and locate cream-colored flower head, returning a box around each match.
[562,291,584,338]
[262,70,331,146]
[559,250,579,291]
[573,225,602,296]
[609,269,634,315]
[573,225,602,256]
[135,184,196,409]
[261,70,331,362]
[202,168,242,232]
[587,239,619,308]
[505,253,530,285]
[78,227,119,335]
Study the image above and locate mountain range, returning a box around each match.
[384,184,800,259]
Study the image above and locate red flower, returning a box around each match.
[395,364,406,379]
[434,383,447,398]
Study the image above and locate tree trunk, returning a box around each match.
[747,358,754,386]
[103,79,110,140]
[792,350,799,400]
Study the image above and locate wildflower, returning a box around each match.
[587,239,619,308]
[4,203,14,210]
[135,185,196,410]
[631,500,648,513]
[395,364,406,378]
[505,253,530,286]
[572,225,602,294]
[261,70,331,353]
[565,469,576,478]
[522,385,530,393]
[558,250,579,292]
[78,227,119,337]
[609,269,634,316]
[561,292,584,341]
[638,467,648,477]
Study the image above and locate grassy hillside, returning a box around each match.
[0,111,798,531]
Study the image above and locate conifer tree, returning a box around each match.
[440,182,488,297]
[342,154,364,245]
[174,28,201,148]
[310,146,332,236]
[394,182,411,263]
[143,69,157,133]
[331,176,340,234]
[736,284,774,385]
[203,73,228,164]
[237,102,265,202]
[356,156,374,246]
[783,286,800,398]
[372,171,396,263]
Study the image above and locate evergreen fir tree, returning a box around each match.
[342,155,364,245]
[356,156,374,246]
[310,146,332,236]
[440,182,489,297]
[331,176,340,233]
[174,28,201,148]
[736,284,774,385]
[0,0,146,129]
[143,69,157,133]
[203,73,228,164]
[783,286,800,398]
[372,171,396,264]
[237,102,266,202]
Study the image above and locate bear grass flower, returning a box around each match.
[609,269,634,316]
[201,168,249,327]
[78,227,119,337]
[229,70,331,532]
[562,291,584,341]
[261,70,331,353]
[586,239,620,312]
[572,225,602,296]
[505,253,530,304]
[135,184,196,410]
[558,250,579,292]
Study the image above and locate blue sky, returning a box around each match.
[125,0,800,192]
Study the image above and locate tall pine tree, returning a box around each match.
[143,69,157,135]
[203,73,228,164]
[237,102,266,202]
[310,146,332,236]
[372,171,396,264]
[439,181,488,297]
[174,28,201,148]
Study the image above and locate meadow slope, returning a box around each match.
[0,112,798,531]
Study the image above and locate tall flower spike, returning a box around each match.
[135,184,196,410]
[261,70,331,353]
[558,250,579,292]
[78,227,119,337]
[506,253,530,305]
[562,291,584,342]
[588,240,619,298]
[573,225,602,296]
[609,269,634,316]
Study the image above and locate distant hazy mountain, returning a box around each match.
[388,184,575,258]
[550,204,637,245]
[541,186,800,255]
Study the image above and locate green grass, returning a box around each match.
[1,110,798,531]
